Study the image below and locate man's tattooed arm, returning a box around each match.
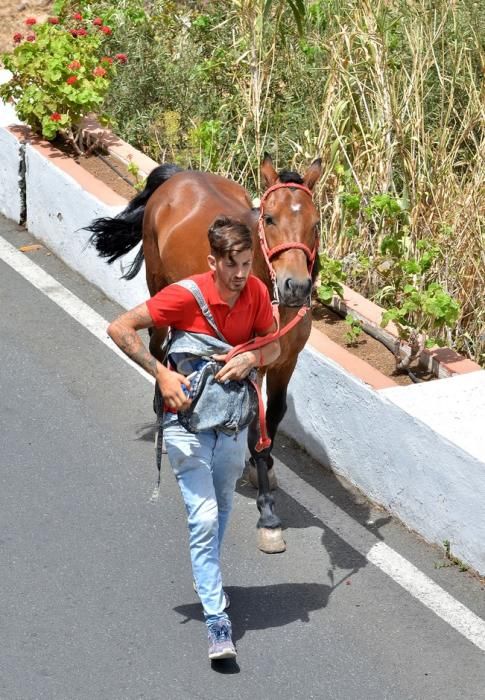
[107,303,191,410]
[107,303,161,377]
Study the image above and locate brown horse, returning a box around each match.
[87,155,322,553]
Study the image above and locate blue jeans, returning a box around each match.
[163,412,247,627]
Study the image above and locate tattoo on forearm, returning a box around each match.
[117,328,158,376]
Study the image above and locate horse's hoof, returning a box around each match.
[257,527,286,553]
[248,465,278,491]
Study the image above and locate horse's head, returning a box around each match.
[257,154,322,307]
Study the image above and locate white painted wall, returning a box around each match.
[0,127,23,223]
[282,346,485,573]
[382,372,485,465]
[24,144,149,309]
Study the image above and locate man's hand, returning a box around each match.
[212,351,257,382]
[212,322,280,382]
[157,368,192,411]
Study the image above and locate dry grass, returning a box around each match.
[289,0,484,362]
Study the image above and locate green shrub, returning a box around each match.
[1,11,126,150]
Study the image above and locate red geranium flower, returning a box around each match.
[66,76,77,85]
[26,33,36,42]
[68,60,81,70]
[47,17,59,24]
[24,17,37,26]
[101,56,113,64]
[92,17,103,26]
[115,53,128,64]
[72,12,83,20]
[92,66,107,78]
[77,28,88,36]
[50,112,62,122]
[100,26,112,35]
[13,32,23,43]
[69,29,78,37]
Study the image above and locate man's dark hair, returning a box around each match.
[208,216,253,259]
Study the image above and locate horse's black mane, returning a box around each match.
[278,170,304,185]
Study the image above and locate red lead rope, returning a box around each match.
[224,181,318,451]
[224,307,309,451]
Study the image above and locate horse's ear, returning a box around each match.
[261,153,278,188]
[303,158,322,191]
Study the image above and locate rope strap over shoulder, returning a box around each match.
[175,279,228,343]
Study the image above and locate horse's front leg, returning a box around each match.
[248,366,292,554]
[248,420,285,553]
[248,383,287,491]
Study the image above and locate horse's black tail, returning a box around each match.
[86,163,183,280]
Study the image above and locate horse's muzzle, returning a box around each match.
[278,276,312,306]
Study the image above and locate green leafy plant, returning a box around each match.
[317,253,346,303]
[0,12,127,152]
[341,195,460,355]
[188,119,223,170]
[344,314,363,346]
[381,282,460,348]
[126,159,145,192]
[434,539,469,572]
[365,193,403,221]
[340,192,361,214]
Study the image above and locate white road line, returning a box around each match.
[0,235,153,385]
[368,542,485,652]
[275,458,485,653]
[1,232,484,653]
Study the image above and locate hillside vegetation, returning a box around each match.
[55,1,485,362]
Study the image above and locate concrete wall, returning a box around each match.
[0,126,23,223]
[281,348,485,573]
[24,141,149,309]
[0,70,23,222]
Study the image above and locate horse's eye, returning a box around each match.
[264,214,274,226]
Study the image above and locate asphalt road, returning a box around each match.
[1,216,484,700]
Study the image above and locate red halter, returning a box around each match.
[257,182,318,305]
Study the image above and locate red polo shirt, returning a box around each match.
[146,272,274,344]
